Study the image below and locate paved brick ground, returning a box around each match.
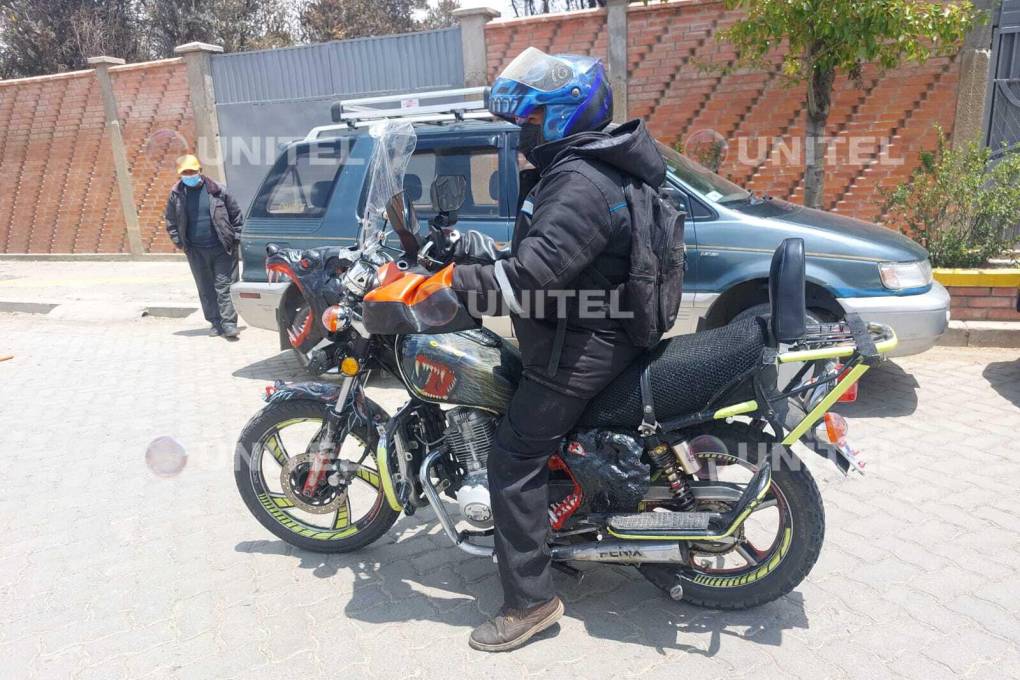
[1,311,1019,679]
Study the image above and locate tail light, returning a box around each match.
[824,412,848,444]
[835,363,858,402]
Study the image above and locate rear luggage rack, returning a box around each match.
[306,86,494,140]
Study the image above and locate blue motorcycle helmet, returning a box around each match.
[487,47,613,141]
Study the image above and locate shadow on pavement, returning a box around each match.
[173,327,217,337]
[232,350,310,382]
[832,360,919,419]
[235,507,808,654]
[983,359,1020,409]
[173,325,248,337]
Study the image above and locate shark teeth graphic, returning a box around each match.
[412,354,456,399]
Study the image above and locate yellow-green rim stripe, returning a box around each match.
[782,363,869,445]
[375,438,403,512]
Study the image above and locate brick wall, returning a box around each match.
[948,286,1020,322]
[0,59,194,254]
[110,61,195,254]
[486,0,960,224]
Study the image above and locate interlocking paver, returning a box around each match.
[1,310,1019,679]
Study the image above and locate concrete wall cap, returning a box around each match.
[174,42,225,55]
[87,56,126,67]
[453,7,501,19]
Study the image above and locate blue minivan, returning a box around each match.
[231,119,949,358]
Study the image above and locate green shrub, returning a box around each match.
[885,131,1020,268]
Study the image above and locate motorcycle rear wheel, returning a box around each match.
[235,399,400,553]
[640,422,825,609]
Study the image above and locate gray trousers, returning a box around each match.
[186,246,238,326]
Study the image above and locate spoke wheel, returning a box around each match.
[235,399,399,553]
[639,422,825,610]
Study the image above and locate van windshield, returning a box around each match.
[656,142,750,205]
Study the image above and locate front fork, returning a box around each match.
[300,373,361,496]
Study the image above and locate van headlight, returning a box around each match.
[879,260,932,290]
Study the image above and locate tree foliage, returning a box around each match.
[719,0,976,210]
[0,0,469,77]
[509,0,603,18]
[301,0,425,43]
[885,131,1020,268]
[143,0,295,57]
[0,0,145,77]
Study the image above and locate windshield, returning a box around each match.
[361,120,417,248]
[656,142,751,204]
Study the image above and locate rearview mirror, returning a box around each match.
[430,175,467,213]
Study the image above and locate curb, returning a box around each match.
[0,300,59,314]
[0,253,187,262]
[0,300,198,319]
[938,320,1020,349]
[933,268,1020,288]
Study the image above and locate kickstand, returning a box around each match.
[551,561,584,583]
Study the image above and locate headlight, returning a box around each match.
[878,260,932,290]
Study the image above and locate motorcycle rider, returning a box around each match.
[448,47,669,652]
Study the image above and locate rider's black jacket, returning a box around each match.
[452,120,666,398]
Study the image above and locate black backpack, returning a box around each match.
[617,179,686,347]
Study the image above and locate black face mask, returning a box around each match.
[518,122,545,163]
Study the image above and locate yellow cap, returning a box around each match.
[176,154,202,175]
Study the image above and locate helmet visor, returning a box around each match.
[498,47,576,93]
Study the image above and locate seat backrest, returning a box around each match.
[769,238,806,343]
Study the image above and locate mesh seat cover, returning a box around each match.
[580,316,768,428]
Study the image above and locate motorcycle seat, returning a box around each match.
[579,315,769,428]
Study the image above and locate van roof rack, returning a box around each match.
[304,86,494,141]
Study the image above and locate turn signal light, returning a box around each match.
[824,412,849,444]
[340,357,361,376]
[321,305,344,332]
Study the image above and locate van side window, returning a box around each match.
[251,144,346,218]
[403,148,500,217]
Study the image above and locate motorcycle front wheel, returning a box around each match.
[640,422,825,609]
[234,398,400,553]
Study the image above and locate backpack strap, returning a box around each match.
[638,363,659,436]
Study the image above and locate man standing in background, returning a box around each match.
[165,154,244,339]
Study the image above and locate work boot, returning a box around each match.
[469,597,563,652]
[220,323,240,338]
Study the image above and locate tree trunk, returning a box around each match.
[803,65,835,210]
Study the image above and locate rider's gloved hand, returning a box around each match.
[450,229,510,265]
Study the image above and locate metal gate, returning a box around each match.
[986,0,1020,154]
[211,28,465,210]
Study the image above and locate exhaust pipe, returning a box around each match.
[551,540,683,564]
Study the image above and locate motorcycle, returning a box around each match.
[234,121,897,608]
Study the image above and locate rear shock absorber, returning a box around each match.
[648,441,696,511]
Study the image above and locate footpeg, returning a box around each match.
[606,461,772,541]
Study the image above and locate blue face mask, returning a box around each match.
[181,174,202,188]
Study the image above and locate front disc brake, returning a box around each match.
[281,452,347,514]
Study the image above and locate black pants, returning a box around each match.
[186,245,238,327]
[487,378,594,611]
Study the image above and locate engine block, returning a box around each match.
[445,406,497,473]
